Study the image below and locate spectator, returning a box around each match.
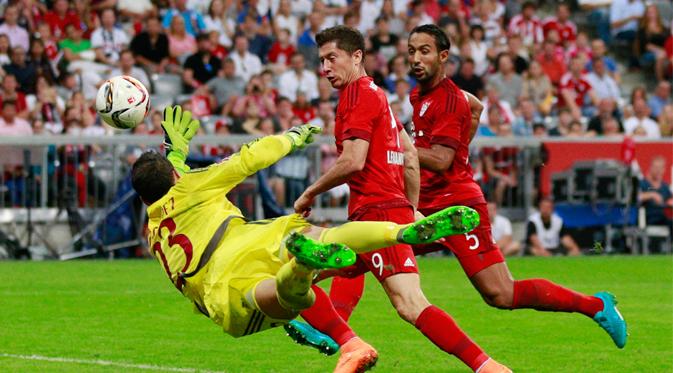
[512,98,541,136]
[272,0,300,42]
[385,53,414,92]
[558,55,599,119]
[291,91,315,122]
[0,99,32,161]
[536,38,567,86]
[610,0,644,48]
[28,39,57,85]
[229,34,262,82]
[207,30,228,60]
[507,1,543,48]
[624,98,661,138]
[464,24,489,77]
[452,58,484,98]
[168,15,197,64]
[130,16,171,74]
[482,128,519,205]
[59,24,108,100]
[527,198,581,256]
[548,107,574,136]
[0,6,30,51]
[203,0,236,49]
[274,96,295,132]
[4,46,37,94]
[469,0,503,44]
[0,74,29,119]
[658,104,673,137]
[487,200,521,256]
[601,117,624,138]
[73,0,99,39]
[542,3,577,46]
[387,79,412,124]
[109,50,151,89]
[480,85,515,125]
[521,60,553,116]
[505,34,530,74]
[44,0,80,41]
[267,28,296,73]
[586,56,621,101]
[587,39,620,83]
[648,81,672,118]
[231,75,276,119]
[239,14,272,63]
[162,0,206,37]
[567,120,586,137]
[90,8,129,66]
[0,34,10,65]
[487,53,523,108]
[637,4,669,80]
[371,16,399,61]
[380,0,405,35]
[478,105,501,137]
[581,0,612,45]
[182,33,222,93]
[297,11,324,70]
[200,58,245,115]
[532,122,548,137]
[363,50,387,91]
[312,77,338,106]
[27,75,64,128]
[118,0,155,21]
[638,156,673,234]
[278,53,318,102]
[308,99,335,129]
[587,99,623,136]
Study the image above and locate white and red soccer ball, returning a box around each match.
[96,75,150,130]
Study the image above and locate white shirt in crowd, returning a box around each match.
[609,0,645,35]
[586,72,620,101]
[90,27,130,63]
[278,69,319,102]
[230,51,263,82]
[528,212,564,250]
[623,116,661,138]
[491,214,513,242]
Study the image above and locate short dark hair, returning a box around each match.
[131,151,175,204]
[409,24,451,53]
[315,26,365,55]
[1,99,16,109]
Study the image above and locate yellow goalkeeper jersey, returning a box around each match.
[146,135,292,291]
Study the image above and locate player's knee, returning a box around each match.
[390,293,429,323]
[481,287,514,309]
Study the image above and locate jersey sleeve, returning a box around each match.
[342,88,380,142]
[185,134,292,192]
[429,93,463,150]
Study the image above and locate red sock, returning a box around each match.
[329,275,365,322]
[415,305,489,372]
[299,285,356,346]
[512,279,604,317]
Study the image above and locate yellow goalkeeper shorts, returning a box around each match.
[199,213,310,337]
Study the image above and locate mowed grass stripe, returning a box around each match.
[0,257,671,372]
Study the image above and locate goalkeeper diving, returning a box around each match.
[131,105,481,338]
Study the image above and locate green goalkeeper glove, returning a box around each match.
[161,105,200,174]
[284,124,322,151]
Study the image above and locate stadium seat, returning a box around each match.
[628,207,671,254]
[151,74,183,96]
[150,95,175,112]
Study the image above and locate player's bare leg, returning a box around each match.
[470,262,627,348]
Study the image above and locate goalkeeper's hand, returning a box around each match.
[161,105,200,173]
[284,124,322,151]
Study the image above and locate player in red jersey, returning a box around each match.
[292,26,510,373]
[324,25,627,360]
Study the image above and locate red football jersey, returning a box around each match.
[558,72,592,107]
[335,76,409,218]
[542,17,577,43]
[409,78,485,209]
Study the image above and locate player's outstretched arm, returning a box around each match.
[400,128,419,210]
[162,105,200,175]
[294,138,369,215]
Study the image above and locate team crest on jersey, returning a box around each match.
[420,101,431,117]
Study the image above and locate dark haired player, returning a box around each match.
[322,24,628,362]
[292,26,510,373]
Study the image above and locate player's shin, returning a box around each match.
[275,259,317,311]
[318,221,401,253]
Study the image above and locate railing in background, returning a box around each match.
[0,135,670,258]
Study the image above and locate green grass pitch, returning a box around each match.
[0,256,671,372]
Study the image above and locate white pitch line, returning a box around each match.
[0,353,226,373]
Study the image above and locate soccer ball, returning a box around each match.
[96,75,150,130]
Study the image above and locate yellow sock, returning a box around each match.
[318,221,404,253]
[275,259,316,311]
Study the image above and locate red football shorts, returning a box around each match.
[417,203,504,278]
[338,206,419,282]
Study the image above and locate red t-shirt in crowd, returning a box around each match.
[335,76,409,218]
[409,78,485,209]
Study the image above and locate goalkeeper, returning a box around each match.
[131,105,481,338]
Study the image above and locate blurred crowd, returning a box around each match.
[0,0,670,208]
